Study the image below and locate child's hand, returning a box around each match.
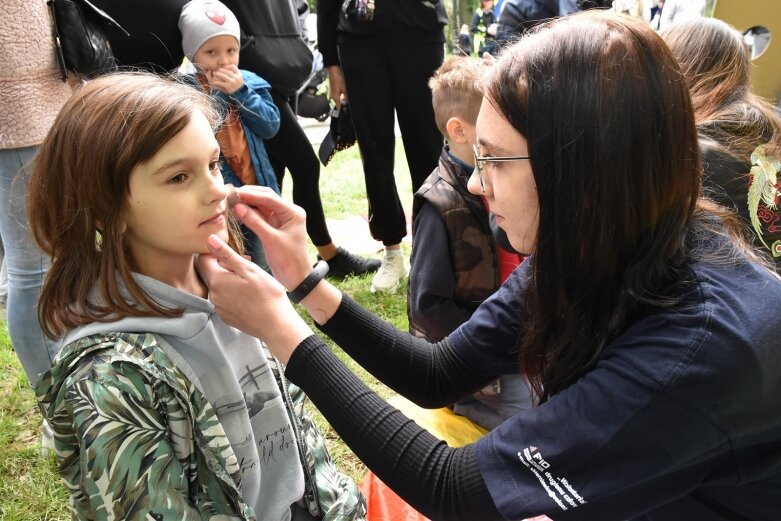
[209,65,244,95]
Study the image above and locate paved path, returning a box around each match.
[299,117,331,147]
[299,112,401,145]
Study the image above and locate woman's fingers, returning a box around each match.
[233,186,288,215]
[204,234,255,278]
[232,187,305,234]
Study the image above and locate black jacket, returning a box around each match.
[317,0,447,67]
[498,0,559,33]
[92,0,312,97]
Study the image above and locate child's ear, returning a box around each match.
[99,218,127,235]
[445,117,468,145]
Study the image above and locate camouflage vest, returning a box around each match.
[409,149,499,339]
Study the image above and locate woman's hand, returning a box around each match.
[199,234,313,364]
[230,186,314,291]
[215,186,343,328]
[327,65,348,107]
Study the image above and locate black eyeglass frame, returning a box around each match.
[472,144,531,190]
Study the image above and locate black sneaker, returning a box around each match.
[319,247,381,279]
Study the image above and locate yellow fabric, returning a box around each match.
[364,397,551,521]
[387,395,487,447]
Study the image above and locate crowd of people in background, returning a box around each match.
[453,0,711,56]
[2,0,781,519]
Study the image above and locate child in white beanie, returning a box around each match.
[179,0,280,269]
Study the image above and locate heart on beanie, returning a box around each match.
[204,7,226,25]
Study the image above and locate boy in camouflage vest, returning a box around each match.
[408,56,532,430]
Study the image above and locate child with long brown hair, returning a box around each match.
[27,71,364,521]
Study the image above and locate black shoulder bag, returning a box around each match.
[223,0,313,98]
[47,0,129,81]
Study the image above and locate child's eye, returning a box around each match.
[168,173,188,185]
[209,160,223,172]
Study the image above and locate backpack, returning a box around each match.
[47,0,129,80]
[224,0,313,98]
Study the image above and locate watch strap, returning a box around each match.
[287,260,329,304]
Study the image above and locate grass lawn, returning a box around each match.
[0,138,416,519]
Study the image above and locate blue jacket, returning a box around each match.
[207,69,281,192]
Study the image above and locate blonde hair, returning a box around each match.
[428,56,484,137]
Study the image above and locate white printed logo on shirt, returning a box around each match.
[518,447,587,511]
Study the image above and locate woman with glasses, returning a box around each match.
[199,11,781,520]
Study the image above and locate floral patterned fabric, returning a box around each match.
[36,332,366,521]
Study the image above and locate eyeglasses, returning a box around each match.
[472,144,530,190]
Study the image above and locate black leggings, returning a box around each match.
[264,92,332,247]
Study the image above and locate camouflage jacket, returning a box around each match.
[409,148,500,339]
[35,332,366,521]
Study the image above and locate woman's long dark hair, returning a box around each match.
[485,12,705,401]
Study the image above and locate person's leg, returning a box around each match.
[0,239,7,305]
[0,146,61,386]
[0,239,6,323]
[265,93,332,247]
[239,223,270,273]
[390,42,444,192]
[340,44,408,291]
[339,44,407,247]
[264,92,380,278]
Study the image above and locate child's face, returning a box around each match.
[192,34,239,74]
[123,108,230,271]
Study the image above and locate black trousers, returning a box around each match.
[264,92,332,246]
[338,42,444,246]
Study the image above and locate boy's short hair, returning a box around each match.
[429,56,484,137]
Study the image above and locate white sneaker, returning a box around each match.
[41,419,55,458]
[370,250,407,293]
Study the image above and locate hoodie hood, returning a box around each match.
[62,272,227,346]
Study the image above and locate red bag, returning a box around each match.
[360,472,429,521]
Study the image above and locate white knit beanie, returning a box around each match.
[179,0,241,60]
